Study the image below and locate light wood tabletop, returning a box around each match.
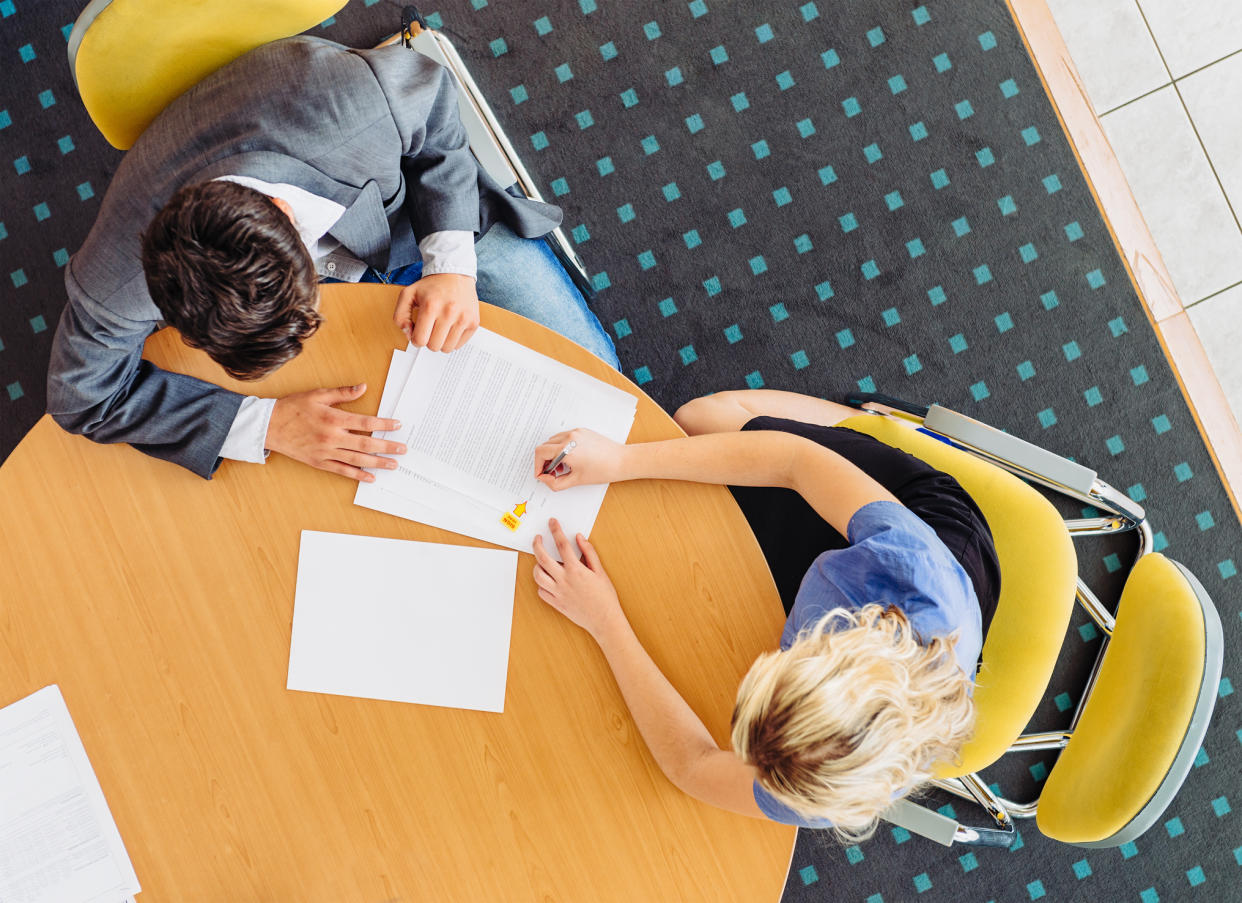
[0,284,794,902]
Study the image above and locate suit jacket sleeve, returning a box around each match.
[46,261,244,480]
[357,42,561,243]
[358,44,481,240]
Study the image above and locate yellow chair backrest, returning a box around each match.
[839,415,1079,776]
[69,0,348,149]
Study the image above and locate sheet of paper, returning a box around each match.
[356,349,503,530]
[287,530,519,713]
[355,331,637,558]
[387,330,617,509]
[0,686,141,903]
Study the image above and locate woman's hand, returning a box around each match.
[534,428,627,490]
[532,519,624,639]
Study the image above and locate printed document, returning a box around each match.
[355,330,637,557]
[0,685,141,903]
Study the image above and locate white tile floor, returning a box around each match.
[1048,0,1242,428]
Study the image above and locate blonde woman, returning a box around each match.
[530,389,999,838]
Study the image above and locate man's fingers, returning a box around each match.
[425,314,454,353]
[441,321,470,354]
[410,306,437,347]
[318,459,375,483]
[343,413,403,436]
[346,434,406,456]
[392,286,417,336]
[332,449,398,471]
[317,383,367,405]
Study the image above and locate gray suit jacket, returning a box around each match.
[47,36,561,478]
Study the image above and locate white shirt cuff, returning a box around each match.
[419,230,477,279]
[220,396,277,463]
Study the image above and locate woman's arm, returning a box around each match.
[536,428,898,537]
[532,520,764,817]
[674,389,861,436]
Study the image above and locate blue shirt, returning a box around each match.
[752,501,982,827]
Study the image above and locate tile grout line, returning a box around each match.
[1174,45,1242,83]
[1183,279,1242,310]
[1098,47,1242,118]
[1132,0,1177,87]
[1099,81,1172,118]
[1171,89,1242,236]
[1132,1,1242,509]
[1132,1,1242,236]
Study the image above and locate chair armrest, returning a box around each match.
[924,405,1098,497]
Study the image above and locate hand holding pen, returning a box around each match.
[541,440,576,476]
[534,429,623,490]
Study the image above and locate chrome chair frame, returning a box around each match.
[850,395,1223,848]
[393,14,593,296]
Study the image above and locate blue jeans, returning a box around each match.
[362,223,619,368]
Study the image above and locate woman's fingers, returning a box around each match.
[533,434,573,476]
[548,518,578,563]
[577,534,602,571]
[531,534,559,570]
[532,565,557,592]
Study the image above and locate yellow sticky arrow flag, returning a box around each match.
[500,500,529,532]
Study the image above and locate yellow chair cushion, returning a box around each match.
[73,0,348,149]
[838,415,1078,776]
[1037,553,1207,843]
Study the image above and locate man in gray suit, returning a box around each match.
[47,36,617,481]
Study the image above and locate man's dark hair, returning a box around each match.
[141,180,322,380]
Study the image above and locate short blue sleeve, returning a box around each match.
[753,781,836,829]
[753,502,983,829]
[783,502,982,672]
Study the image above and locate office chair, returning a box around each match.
[841,396,1224,849]
[67,0,348,150]
[68,3,591,295]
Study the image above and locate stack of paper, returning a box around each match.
[355,328,638,557]
[0,686,140,903]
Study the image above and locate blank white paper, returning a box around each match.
[287,531,518,713]
[0,685,141,903]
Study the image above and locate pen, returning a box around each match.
[541,440,577,475]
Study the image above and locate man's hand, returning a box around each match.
[265,383,406,482]
[392,273,480,352]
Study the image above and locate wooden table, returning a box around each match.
[0,285,793,902]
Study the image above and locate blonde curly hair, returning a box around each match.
[731,604,976,841]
